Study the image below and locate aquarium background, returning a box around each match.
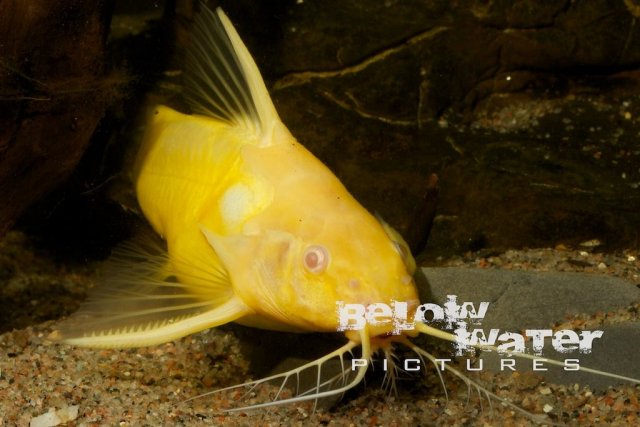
[1,1,639,425]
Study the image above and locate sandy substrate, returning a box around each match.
[1,232,639,426]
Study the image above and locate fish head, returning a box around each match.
[201,209,420,334]
[288,212,421,336]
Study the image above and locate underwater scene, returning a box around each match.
[1,0,640,425]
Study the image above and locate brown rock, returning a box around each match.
[0,0,115,236]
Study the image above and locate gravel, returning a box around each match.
[1,232,639,426]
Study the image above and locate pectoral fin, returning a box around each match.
[50,234,251,348]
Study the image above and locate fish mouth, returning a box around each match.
[369,333,408,348]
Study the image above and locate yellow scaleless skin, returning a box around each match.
[136,105,419,333]
[51,4,640,415]
[52,5,419,348]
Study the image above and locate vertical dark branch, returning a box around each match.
[406,173,439,255]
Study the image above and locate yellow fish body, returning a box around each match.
[53,4,640,414]
[135,104,418,335]
[54,6,417,346]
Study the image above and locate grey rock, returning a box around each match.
[418,267,640,389]
[419,267,640,330]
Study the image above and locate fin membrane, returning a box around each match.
[183,5,279,135]
[51,233,249,348]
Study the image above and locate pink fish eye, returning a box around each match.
[303,245,329,274]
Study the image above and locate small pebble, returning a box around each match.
[29,406,79,427]
[579,239,602,248]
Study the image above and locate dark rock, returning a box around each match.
[10,0,640,258]
[0,0,115,236]
[208,0,640,255]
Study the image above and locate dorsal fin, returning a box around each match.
[184,5,280,137]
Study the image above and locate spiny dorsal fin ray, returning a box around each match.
[184,5,280,138]
[50,233,250,348]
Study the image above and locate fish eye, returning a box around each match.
[303,245,329,274]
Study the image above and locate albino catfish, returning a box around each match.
[51,4,640,421]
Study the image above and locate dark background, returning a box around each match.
[2,0,640,263]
